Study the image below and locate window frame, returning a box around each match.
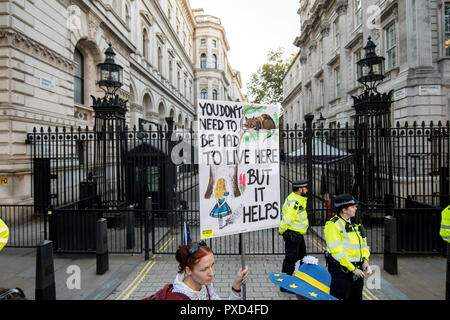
[73,47,84,105]
[354,0,362,29]
[201,89,207,99]
[444,3,450,56]
[385,22,397,70]
[200,53,207,68]
[335,67,341,99]
[212,54,217,69]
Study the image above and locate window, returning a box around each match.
[212,40,217,48]
[354,49,362,85]
[335,67,340,98]
[201,39,206,47]
[158,47,163,73]
[319,38,324,64]
[385,23,397,70]
[201,89,207,99]
[125,4,131,27]
[445,4,450,55]
[334,20,340,49]
[320,79,324,106]
[169,60,173,83]
[354,0,362,28]
[212,90,217,100]
[212,54,217,69]
[73,48,84,104]
[200,53,207,68]
[143,29,149,59]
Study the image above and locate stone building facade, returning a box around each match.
[283,0,450,129]
[0,0,244,203]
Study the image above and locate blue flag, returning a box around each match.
[183,222,192,245]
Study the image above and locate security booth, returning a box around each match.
[125,142,168,212]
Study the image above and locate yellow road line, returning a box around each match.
[364,287,379,300]
[115,238,173,300]
[363,290,372,300]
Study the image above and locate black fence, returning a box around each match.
[1,120,448,255]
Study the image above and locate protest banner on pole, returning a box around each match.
[197,100,281,240]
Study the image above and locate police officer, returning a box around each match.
[279,179,309,292]
[0,218,9,252]
[440,205,450,243]
[324,193,371,300]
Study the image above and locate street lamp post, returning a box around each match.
[92,43,128,207]
[352,37,394,207]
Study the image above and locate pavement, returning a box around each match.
[0,239,447,301]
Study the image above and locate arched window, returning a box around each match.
[201,89,207,99]
[212,54,217,69]
[200,53,207,68]
[212,89,217,100]
[73,48,84,104]
[143,29,149,59]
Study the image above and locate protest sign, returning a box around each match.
[197,100,281,239]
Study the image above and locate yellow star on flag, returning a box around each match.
[309,292,318,298]
[276,278,284,282]
[289,284,298,289]
[274,274,280,277]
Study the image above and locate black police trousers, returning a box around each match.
[327,262,364,301]
[281,231,307,275]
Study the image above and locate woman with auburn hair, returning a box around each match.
[144,241,248,300]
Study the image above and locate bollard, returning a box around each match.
[35,240,56,300]
[383,215,398,275]
[126,205,135,250]
[96,218,109,275]
[144,197,152,261]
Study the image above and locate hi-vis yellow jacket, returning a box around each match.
[279,192,309,235]
[324,215,370,272]
[440,205,450,243]
[0,218,9,251]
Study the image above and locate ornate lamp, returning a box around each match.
[356,37,385,92]
[97,43,123,97]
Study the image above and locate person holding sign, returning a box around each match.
[145,241,249,300]
[279,179,309,292]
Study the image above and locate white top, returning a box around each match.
[171,272,242,300]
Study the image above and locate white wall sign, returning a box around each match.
[40,77,56,92]
[419,85,441,96]
[393,88,407,101]
[197,100,281,239]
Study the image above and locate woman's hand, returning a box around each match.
[233,266,249,290]
[363,260,373,276]
[352,268,366,279]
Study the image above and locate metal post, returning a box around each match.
[383,215,398,275]
[35,240,56,300]
[145,197,152,261]
[126,204,135,250]
[239,233,246,300]
[96,218,109,275]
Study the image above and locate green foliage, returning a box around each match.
[247,48,293,104]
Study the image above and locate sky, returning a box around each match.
[188,0,300,96]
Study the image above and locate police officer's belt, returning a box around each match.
[324,251,364,272]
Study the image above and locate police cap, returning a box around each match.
[333,193,359,209]
[292,179,309,188]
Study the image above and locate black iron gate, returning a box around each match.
[2,118,448,255]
